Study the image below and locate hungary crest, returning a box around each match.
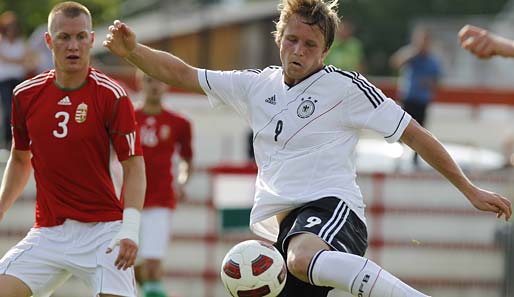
[75,102,88,123]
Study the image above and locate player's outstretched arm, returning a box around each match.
[459,24,514,59]
[103,20,204,94]
[0,149,31,221]
[400,120,512,221]
[106,155,146,270]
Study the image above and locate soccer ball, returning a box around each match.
[220,240,287,297]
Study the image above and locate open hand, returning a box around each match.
[106,238,138,270]
[103,20,137,58]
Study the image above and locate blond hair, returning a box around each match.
[273,0,340,51]
[48,1,92,35]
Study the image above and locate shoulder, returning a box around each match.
[13,70,55,98]
[88,68,128,100]
[236,66,282,78]
[322,65,359,85]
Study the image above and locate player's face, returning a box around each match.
[278,14,329,85]
[141,75,167,104]
[46,13,93,75]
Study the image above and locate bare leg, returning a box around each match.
[0,274,32,297]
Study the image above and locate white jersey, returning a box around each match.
[198,65,411,242]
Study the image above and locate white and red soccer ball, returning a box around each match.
[220,240,287,297]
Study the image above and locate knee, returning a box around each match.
[286,246,313,282]
[145,259,162,280]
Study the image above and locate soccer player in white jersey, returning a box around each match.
[0,2,145,297]
[104,0,512,296]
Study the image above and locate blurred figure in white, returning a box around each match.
[0,11,30,149]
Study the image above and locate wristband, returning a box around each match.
[107,208,141,250]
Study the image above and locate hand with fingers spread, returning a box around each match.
[107,238,139,270]
[103,20,137,58]
[466,186,512,221]
[459,24,514,59]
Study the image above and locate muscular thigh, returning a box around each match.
[0,227,72,297]
[274,197,368,297]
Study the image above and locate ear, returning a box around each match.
[90,31,95,48]
[45,32,53,50]
[321,47,330,61]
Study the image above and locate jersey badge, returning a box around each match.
[75,102,88,123]
[146,117,156,126]
[265,94,277,105]
[58,96,72,106]
[297,97,317,119]
[160,125,171,140]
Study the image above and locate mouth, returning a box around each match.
[290,61,302,68]
[66,55,80,61]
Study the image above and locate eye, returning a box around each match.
[77,33,89,40]
[57,34,70,41]
[306,41,317,48]
[286,36,297,42]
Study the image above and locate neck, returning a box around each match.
[55,67,89,89]
[143,101,162,115]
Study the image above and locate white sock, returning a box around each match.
[308,250,430,297]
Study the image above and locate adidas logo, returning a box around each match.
[265,95,276,105]
[58,96,72,106]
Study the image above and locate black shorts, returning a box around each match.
[273,197,368,297]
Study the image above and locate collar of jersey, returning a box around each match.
[283,66,326,91]
[53,78,87,91]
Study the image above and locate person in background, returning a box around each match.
[324,20,365,72]
[390,26,442,165]
[0,11,31,149]
[135,71,193,297]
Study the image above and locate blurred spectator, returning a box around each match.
[0,11,31,149]
[28,24,53,74]
[324,20,365,72]
[390,26,442,165]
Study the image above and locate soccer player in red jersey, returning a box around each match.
[134,72,193,297]
[0,2,145,297]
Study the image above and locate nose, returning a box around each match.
[293,43,304,56]
[67,37,79,50]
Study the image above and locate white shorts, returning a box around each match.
[138,208,174,260]
[0,219,137,297]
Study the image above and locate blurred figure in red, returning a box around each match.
[135,71,193,297]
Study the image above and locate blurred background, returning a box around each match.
[1,0,514,296]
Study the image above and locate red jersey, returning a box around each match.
[135,108,192,209]
[11,68,143,227]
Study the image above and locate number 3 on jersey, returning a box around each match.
[53,111,70,138]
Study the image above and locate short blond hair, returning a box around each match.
[273,0,340,51]
[48,1,92,35]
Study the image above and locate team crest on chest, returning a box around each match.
[160,125,171,140]
[297,97,317,119]
[75,102,88,123]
